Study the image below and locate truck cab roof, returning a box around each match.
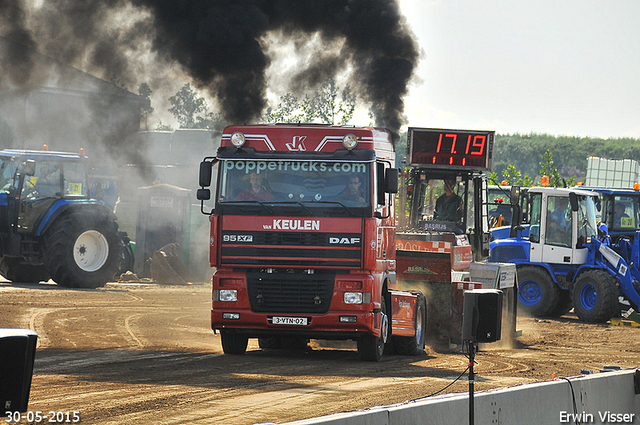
[0,149,88,162]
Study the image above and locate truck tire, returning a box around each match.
[394,293,426,356]
[42,211,121,289]
[221,331,248,355]
[358,295,389,361]
[517,265,561,317]
[0,258,49,284]
[572,270,619,323]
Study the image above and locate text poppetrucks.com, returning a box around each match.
[560,410,636,423]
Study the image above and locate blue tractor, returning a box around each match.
[489,186,640,322]
[0,149,132,288]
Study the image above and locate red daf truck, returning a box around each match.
[197,124,426,361]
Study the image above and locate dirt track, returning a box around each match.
[2,279,640,425]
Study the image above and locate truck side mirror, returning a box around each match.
[384,168,398,193]
[197,188,211,201]
[199,161,212,187]
[569,192,579,211]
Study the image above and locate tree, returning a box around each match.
[264,77,356,125]
[312,78,356,125]
[489,165,534,187]
[539,149,569,187]
[264,93,306,123]
[168,83,220,129]
[155,121,173,131]
[138,83,154,130]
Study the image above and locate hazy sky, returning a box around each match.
[396,0,640,139]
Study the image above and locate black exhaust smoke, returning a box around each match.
[1,0,419,141]
[135,0,419,140]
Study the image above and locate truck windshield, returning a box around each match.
[217,159,371,211]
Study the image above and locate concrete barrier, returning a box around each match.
[283,369,640,425]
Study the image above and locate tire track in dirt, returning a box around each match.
[123,313,146,348]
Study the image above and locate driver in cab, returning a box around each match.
[234,172,274,201]
[547,197,571,246]
[434,179,462,222]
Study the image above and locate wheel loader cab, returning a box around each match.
[526,188,598,265]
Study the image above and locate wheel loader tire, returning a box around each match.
[42,211,121,289]
[516,265,561,317]
[548,289,573,317]
[572,269,619,323]
[0,258,50,284]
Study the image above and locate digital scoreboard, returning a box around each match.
[408,128,495,171]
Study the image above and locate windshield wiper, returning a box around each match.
[223,200,275,214]
[309,200,356,217]
[261,201,314,216]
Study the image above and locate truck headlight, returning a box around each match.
[344,292,371,304]
[215,289,238,302]
[342,134,358,150]
[230,132,246,148]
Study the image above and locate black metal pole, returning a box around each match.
[468,342,476,425]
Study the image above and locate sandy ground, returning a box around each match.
[1,279,639,425]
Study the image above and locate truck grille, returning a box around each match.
[247,270,335,314]
[220,231,362,268]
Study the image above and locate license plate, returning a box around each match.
[271,316,308,326]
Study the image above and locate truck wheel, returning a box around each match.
[358,295,389,361]
[517,265,561,317]
[0,258,49,284]
[394,293,426,356]
[42,211,121,289]
[221,331,248,355]
[572,270,619,323]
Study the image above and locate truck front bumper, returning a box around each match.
[211,309,379,340]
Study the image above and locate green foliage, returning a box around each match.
[395,132,408,168]
[155,121,173,131]
[489,165,534,187]
[264,93,307,123]
[264,77,356,125]
[138,83,154,115]
[168,83,221,129]
[539,149,563,187]
[493,133,640,183]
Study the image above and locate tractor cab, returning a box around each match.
[0,150,90,234]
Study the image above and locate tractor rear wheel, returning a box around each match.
[42,211,121,288]
[0,258,49,284]
[572,269,619,323]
